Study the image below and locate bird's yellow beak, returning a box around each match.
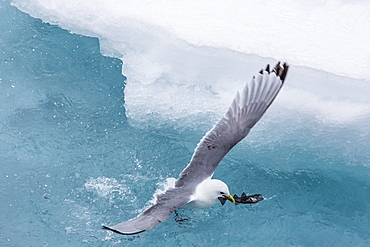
[223,195,236,204]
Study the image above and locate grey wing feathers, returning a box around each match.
[103,187,191,235]
[176,62,288,186]
[102,214,159,235]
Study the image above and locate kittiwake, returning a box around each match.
[103,62,289,235]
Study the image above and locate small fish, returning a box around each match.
[234,193,264,205]
[219,192,264,205]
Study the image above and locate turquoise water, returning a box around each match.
[1,1,370,246]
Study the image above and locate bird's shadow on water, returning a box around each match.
[172,209,202,228]
[171,202,261,229]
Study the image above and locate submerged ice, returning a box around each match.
[1,0,370,246]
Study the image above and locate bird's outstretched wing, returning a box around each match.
[103,187,191,235]
[176,62,288,187]
[103,62,289,235]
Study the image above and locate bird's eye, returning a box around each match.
[219,192,225,195]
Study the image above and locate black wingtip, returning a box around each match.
[265,64,270,73]
[102,225,122,234]
[102,225,145,235]
[259,61,289,83]
[280,62,289,82]
[272,61,289,83]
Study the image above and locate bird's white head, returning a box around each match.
[190,179,235,208]
[209,179,236,205]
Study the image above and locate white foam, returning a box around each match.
[138,177,176,212]
[84,176,132,200]
[151,177,176,203]
[11,0,370,127]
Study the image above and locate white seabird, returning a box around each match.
[103,62,289,235]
